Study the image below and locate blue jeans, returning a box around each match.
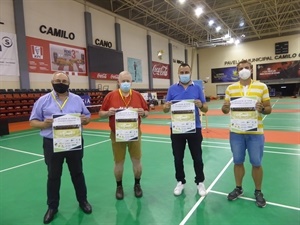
[230,132,265,166]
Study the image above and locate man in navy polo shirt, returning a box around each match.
[163,63,208,197]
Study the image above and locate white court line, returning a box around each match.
[85,139,110,148]
[0,146,44,157]
[0,158,44,173]
[0,131,38,140]
[0,139,111,173]
[83,132,300,154]
[179,158,233,225]
[209,190,300,211]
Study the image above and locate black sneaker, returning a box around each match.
[227,188,243,201]
[255,191,266,208]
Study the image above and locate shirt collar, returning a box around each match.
[177,81,195,86]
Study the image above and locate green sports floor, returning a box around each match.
[0,98,299,225]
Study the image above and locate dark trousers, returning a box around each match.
[43,138,87,209]
[170,128,205,184]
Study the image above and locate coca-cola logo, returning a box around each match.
[110,74,119,79]
[97,73,107,78]
[152,64,168,76]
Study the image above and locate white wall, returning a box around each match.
[119,20,148,89]
[150,32,169,88]
[90,8,116,49]
[170,40,185,84]
[23,0,89,89]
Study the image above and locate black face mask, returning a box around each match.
[52,83,69,93]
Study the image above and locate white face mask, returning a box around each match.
[239,68,251,80]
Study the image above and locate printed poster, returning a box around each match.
[26,36,87,76]
[52,114,82,152]
[230,97,258,132]
[171,100,196,134]
[127,57,142,83]
[115,109,139,142]
[0,32,19,76]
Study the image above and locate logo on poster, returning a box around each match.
[2,36,13,48]
[31,45,43,59]
[0,36,13,51]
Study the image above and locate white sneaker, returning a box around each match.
[174,181,184,196]
[197,182,207,196]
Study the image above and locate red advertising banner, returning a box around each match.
[152,61,170,79]
[26,36,87,76]
[257,60,300,80]
[90,72,119,80]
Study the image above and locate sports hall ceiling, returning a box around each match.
[86,0,300,48]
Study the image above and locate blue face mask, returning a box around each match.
[120,82,131,92]
[179,74,190,84]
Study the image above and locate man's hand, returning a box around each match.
[107,107,116,116]
[222,101,231,114]
[163,101,171,113]
[43,118,53,129]
[194,99,203,108]
[80,115,90,125]
[255,101,264,113]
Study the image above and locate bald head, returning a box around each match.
[118,71,132,83]
[51,71,70,85]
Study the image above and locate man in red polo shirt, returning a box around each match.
[99,71,149,200]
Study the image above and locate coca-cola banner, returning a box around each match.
[152,61,170,79]
[90,72,119,80]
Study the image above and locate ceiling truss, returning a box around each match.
[86,0,300,48]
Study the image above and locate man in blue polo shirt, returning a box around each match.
[163,63,208,196]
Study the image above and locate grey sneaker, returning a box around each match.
[227,188,243,201]
[255,191,266,208]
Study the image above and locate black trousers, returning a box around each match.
[170,128,205,184]
[43,137,87,209]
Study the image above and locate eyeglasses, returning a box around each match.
[53,79,69,84]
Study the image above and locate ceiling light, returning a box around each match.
[178,0,186,4]
[239,21,244,27]
[235,39,240,45]
[216,26,221,32]
[195,7,203,17]
[208,20,214,26]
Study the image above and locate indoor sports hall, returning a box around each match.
[1,98,299,225]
